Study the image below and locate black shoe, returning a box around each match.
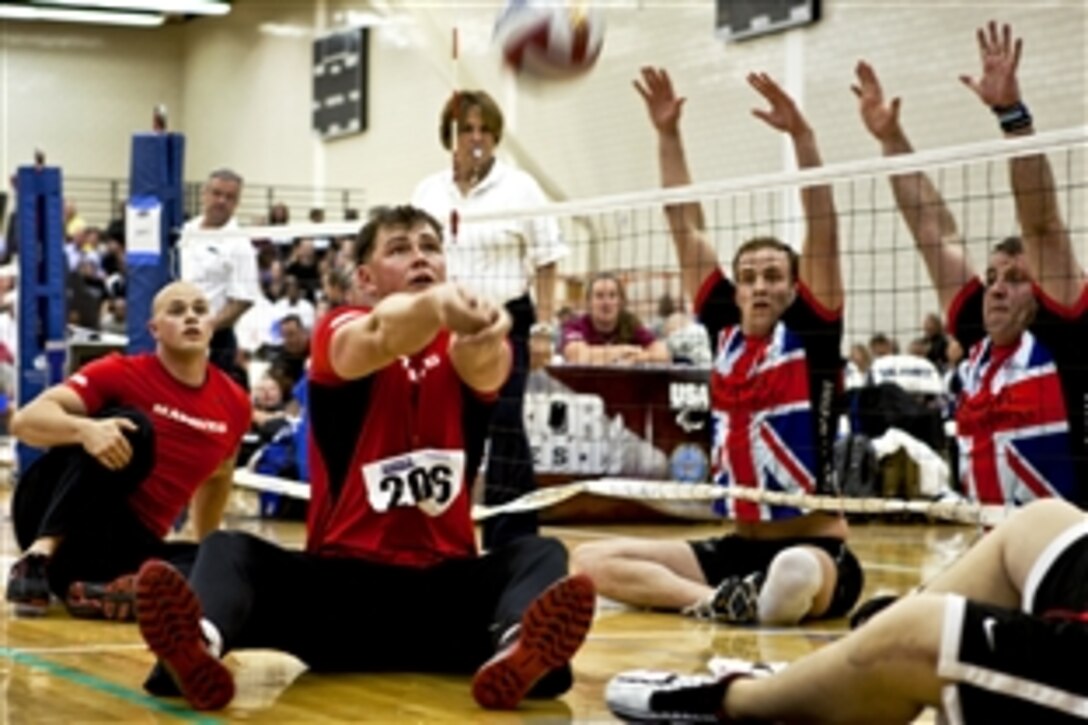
[849,594,899,630]
[6,553,52,616]
[684,572,765,624]
[66,573,137,621]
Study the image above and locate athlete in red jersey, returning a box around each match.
[6,281,250,619]
[575,68,861,628]
[132,206,595,713]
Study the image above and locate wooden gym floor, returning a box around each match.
[0,486,970,723]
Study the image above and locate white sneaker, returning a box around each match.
[706,656,786,679]
[605,669,730,722]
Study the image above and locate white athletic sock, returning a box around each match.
[757,548,824,625]
[200,618,224,658]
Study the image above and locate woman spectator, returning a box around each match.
[561,273,670,365]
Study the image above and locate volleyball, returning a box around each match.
[494,1,604,80]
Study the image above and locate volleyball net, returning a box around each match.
[140,126,1088,526]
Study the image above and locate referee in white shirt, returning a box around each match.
[413,90,568,549]
[178,169,262,390]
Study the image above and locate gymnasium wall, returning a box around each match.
[0,21,183,178]
[1,0,1085,344]
[4,2,1082,201]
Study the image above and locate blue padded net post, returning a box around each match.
[127,132,185,354]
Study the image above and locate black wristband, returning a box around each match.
[992,101,1033,133]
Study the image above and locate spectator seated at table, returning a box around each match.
[560,273,670,366]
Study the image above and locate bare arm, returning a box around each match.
[189,451,237,539]
[854,61,975,313]
[565,339,657,361]
[10,385,136,471]
[639,339,672,364]
[448,304,513,393]
[534,262,558,327]
[530,262,558,370]
[960,21,1081,306]
[329,283,494,381]
[635,67,721,303]
[749,72,842,311]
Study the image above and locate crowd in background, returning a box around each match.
[0,188,965,492]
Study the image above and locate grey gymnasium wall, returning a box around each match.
[2,0,1086,344]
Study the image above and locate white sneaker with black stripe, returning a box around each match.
[607,659,785,722]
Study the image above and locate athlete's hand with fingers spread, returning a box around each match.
[436,283,492,335]
[748,72,810,137]
[852,61,903,143]
[79,417,137,471]
[633,66,686,136]
[960,20,1022,108]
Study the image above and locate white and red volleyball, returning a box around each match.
[494,1,604,80]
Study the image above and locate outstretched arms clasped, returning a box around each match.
[329,283,512,393]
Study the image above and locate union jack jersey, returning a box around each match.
[696,269,843,523]
[949,279,1088,507]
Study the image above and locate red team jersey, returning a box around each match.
[306,306,500,567]
[66,353,251,537]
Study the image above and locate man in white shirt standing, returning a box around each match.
[412,90,568,549]
[178,169,262,390]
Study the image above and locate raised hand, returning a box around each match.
[80,417,137,471]
[960,20,1022,107]
[633,66,686,136]
[852,61,903,143]
[748,72,809,137]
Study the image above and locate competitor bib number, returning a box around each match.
[362,449,465,517]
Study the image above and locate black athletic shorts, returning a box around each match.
[938,522,1088,724]
[688,535,864,619]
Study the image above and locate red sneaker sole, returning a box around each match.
[135,561,234,711]
[472,573,596,710]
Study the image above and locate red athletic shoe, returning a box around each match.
[66,574,137,621]
[472,573,596,710]
[135,560,234,711]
